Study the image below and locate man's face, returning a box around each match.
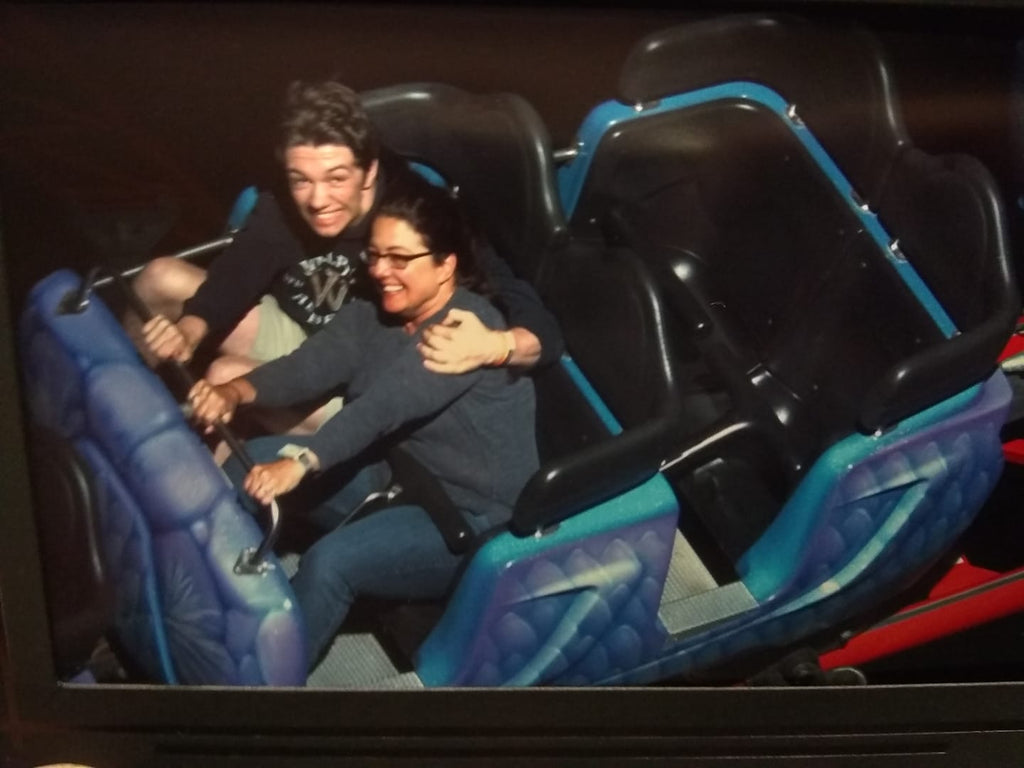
[285,144,378,238]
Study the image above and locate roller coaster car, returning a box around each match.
[18,14,1018,688]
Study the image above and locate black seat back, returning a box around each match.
[618,14,908,205]
[555,14,1019,557]
[571,98,945,462]
[26,425,115,679]
[610,14,1018,436]
[865,148,1019,428]
[512,241,683,535]
[361,83,567,283]
[580,13,1018,446]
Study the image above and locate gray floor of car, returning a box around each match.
[658,529,757,639]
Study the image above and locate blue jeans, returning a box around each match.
[224,435,464,667]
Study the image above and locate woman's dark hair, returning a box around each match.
[279,80,379,170]
[377,171,490,294]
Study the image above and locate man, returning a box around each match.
[135,79,561,432]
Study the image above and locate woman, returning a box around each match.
[187,173,538,667]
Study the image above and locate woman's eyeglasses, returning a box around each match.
[360,249,434,271]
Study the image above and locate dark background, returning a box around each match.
[2,1,1023,310]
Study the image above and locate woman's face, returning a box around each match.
[367,215,456,326]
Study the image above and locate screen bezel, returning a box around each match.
[3,1,1024,762]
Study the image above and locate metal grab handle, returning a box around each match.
[61,266,281,573]
[94,235,236,289]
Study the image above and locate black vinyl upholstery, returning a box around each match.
[571,99,945,460]
[563,14,1018,555]
[612,15,1019,436]
[618,14,908,206]
[513,242,684,535]
[865,149,1020,428]
[361,82,567,283]
[27,426,115,679]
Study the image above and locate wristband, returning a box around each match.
[492,330,516,367]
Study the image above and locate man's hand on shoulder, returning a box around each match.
[418,308,517,374]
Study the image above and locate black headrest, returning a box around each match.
[617,14,909,206]
[361,83,567,283]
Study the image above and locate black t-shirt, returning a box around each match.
[181,156,394,336]
[270,249,358,331]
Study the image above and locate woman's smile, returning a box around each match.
[368,215,456,328]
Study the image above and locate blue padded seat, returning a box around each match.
[19,269,306,685]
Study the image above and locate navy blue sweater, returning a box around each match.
[246,288,538,527]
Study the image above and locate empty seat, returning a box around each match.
[527,15,1019,685]
[611,14,1019,432]
[557,14,1019,561]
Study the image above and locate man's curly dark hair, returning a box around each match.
[279,80,379,170]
